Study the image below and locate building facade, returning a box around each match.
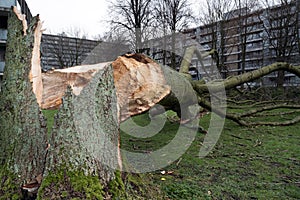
[41,34,129,71]
[145,1,300,86]
[195,1,300,86]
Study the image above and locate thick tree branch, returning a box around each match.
[192,62,300,93]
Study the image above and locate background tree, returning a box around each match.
[198,0,235,77]
[97,27,129,45]
[260,0,299,87]
[109,0,153,52]
[154,0,194,69]
[234,0,261,75]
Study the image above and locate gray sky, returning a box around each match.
[26,0,203,39]
[26,0,110,38]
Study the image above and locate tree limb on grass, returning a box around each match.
[198,96,300,127]
[253,110,300,117]
[239,104,300,118]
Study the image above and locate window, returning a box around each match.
[0,16,8,29]
[0,46,5,61]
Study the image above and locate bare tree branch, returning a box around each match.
[193,62,300,93]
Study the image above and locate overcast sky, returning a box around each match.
[26,0,111,38]
[25,0,202,39]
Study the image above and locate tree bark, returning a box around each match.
[0,7,123,199]
[0,8,47,199]
[40,65,121,199]
[192,62,300,94]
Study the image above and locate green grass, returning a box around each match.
[120,110,300,199]
[42,109,57,134]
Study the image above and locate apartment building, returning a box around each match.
[145,1,300,86]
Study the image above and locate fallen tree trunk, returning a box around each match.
[41,48,300,126]
[41,55,171,122]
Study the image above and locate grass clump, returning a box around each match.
[108,171,125,199]
[42,109,57,134]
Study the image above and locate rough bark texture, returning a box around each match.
[40,64,120,198]
[0,8,122,199]
[51,65,119,177]
[159,65,199,120]
[0,9,47,198]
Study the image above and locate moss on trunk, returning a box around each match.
[0,9,47,198]
[37,167,105,199]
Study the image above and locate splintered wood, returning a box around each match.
[13,6,44,107]
[15,3,171,119]
[30,16,44,107]
[112,54,171,121]
[41,63,106,109]
[41,54,171,121]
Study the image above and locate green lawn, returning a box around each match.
[120,110,300,199]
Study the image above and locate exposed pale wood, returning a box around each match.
[41,55,171,121]
[112,54,171,121]
[30,16,44,106]
[41,64,101,109]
